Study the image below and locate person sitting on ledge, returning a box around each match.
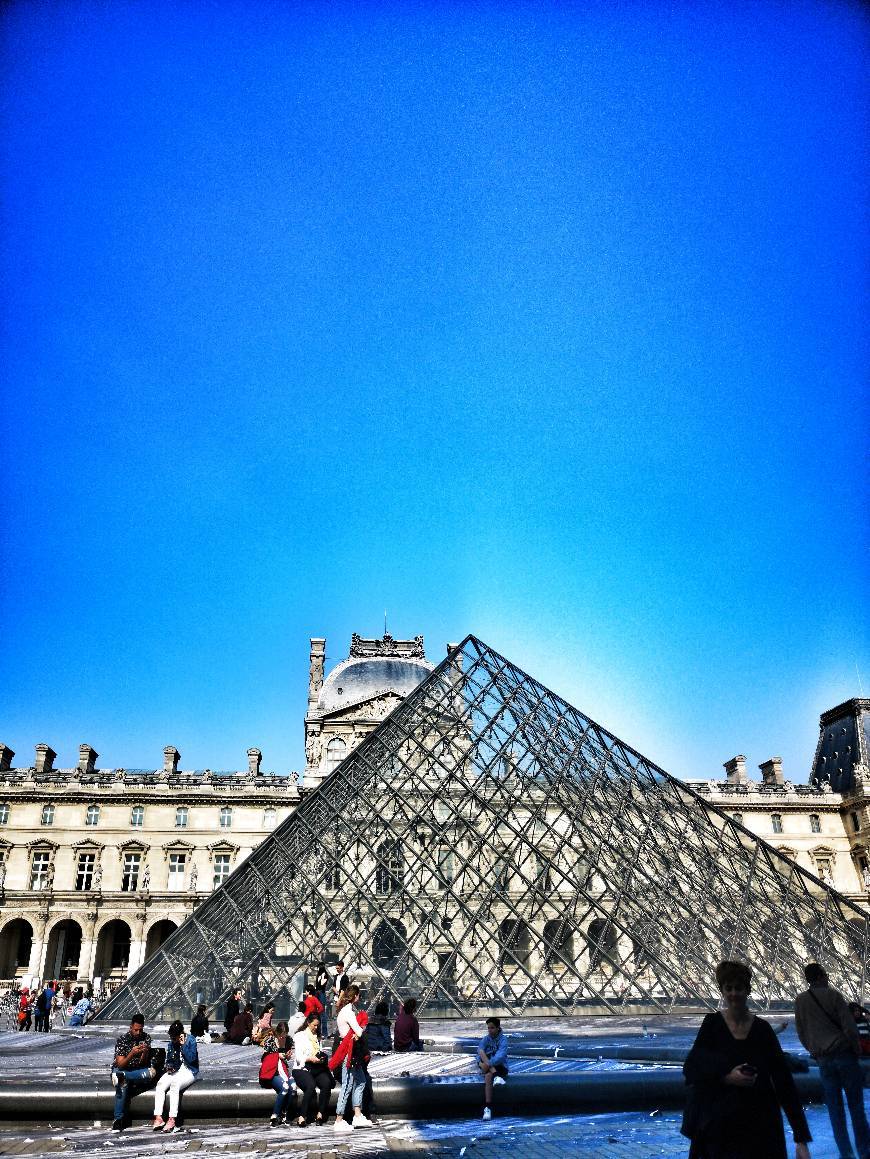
[111,1013,156,1132]
[366,999,393,1052]
[190,1004,210,1041]
[152,1020,199,1134]
[226,1001,254,1045]
[394,997,423,1052]
[478,1016,509,1120]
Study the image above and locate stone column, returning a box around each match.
[78,909,99,983]
[127,908,148,974]
[27,905,51,981]
[308,639,326,709]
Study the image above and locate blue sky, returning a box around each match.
[1,0,867,781]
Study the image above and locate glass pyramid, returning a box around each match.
[98,636,868,1022]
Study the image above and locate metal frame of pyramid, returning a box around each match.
[97,636,868,1022]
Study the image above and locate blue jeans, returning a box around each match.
[112,1065,154,1123]
[268,1072,294,1119]
[335,1062,366,1116]
[818,1053,870,1159]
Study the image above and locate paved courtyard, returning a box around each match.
[0,1105,852,1158]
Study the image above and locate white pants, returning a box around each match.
[153,1064,196,1118]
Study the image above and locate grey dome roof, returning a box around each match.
[317,655,434,716]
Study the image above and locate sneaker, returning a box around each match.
[493,1075,506,1085]
[482,1107,492,1121]
[111,1120,124,1132]
[334,1119,353,1133]
[269,1116,279,1129]
[353,1114,374,1129]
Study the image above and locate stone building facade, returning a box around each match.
[0,634,867,993]
[686,699,870,903]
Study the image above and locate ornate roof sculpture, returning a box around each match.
[98,636,868,1022]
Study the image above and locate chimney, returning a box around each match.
[308,638,326,711]
[723,754,748,785]
[78,744,99,774]
[35,744,56,774]
[247,747,262,775]
[447,642,460,655]
[0,744,14,772]
[759,756,784,786]
[163,746,180,775]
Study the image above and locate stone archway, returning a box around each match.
[0,918,33,979]
[95,920,131,980]
[45,919,83,981]
[145,919,177,962]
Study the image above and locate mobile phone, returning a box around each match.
[740,1064,757,1076]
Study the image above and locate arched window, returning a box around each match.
[220,806,233,829]
[41,803,55,826]
[436,846,454,885]
[543,919,574,969]
[326,737,347,774]
[86,804,100,827]
[498,918,531,968]
[372,919,407,967]
[130,805,144,828]
[586,918,617,972]
[375,840,403,894]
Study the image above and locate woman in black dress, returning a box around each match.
[682,960,812,1159]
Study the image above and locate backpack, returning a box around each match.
[259,1051,280,1087]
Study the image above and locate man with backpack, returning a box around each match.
[795,962,870,1159]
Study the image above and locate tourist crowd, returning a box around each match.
[105,960,466,1134]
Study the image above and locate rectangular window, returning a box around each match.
[213,853,231,889]
[220,806,233,829]
[75,852,95,891]
[175,807,188,829]
[30,851,51,890]
[130,806,144,828]
[324,865,340,892]
[122,852,141,892]
[809,814,821,834]
[771,814,783,834]
[0,802,9,825]
[168,852,187,890]
[41,804,55,826]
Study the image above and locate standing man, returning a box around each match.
[224,987,244,1038]
[333,961,349,1006]
[795,962,870,1159]
[110,1013,155,1132]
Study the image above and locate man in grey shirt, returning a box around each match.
[795,962,869,1159]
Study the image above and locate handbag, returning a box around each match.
[259,1051,280,1087]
